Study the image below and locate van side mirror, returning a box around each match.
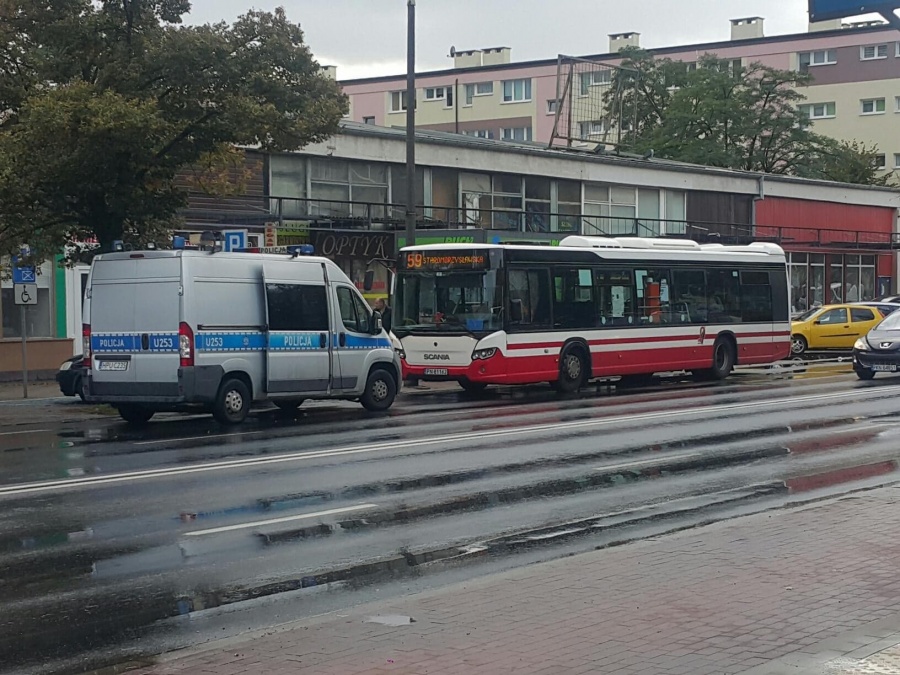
[363,270,375,292]
[370,310,383,334]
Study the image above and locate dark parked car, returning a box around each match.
[853,311,900,380]
[56,354,88,401]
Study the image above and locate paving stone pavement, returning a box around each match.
[124,484,900,675]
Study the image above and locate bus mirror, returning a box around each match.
[363,270,375,292]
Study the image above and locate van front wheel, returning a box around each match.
[213,378,251,425]
[361,369,397,412]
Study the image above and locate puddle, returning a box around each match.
[365,615,416,626]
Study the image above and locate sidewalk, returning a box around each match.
[129,485,900,675]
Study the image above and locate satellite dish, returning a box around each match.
[449,45,456,57]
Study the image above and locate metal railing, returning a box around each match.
[179,192,896,250]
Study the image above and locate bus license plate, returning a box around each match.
[424,368,448,376]
[98,360,129,372]
[872,364,897,372]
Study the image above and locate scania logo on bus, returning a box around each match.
[423,353,451,361]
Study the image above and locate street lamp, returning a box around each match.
[405,0,416,248]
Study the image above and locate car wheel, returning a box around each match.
[855,367,876,381]
[791,335,808,355]
[557,347,588,393]
[117,404,154,425]
[361,369,397,412]
[76,376,88,402]
[213,378,251,425]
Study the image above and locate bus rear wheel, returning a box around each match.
[557,348,588,393]
[696,337,735,381]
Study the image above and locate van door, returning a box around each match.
[334,285,377,391]
[263,266,332,395]
[89,258,181,397]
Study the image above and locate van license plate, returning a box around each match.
[98,360,129,372]
[872,364,897,372]
[424,368,448,376]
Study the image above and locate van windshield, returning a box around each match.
[394,270,504,335]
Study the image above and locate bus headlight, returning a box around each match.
[472,347,498,360]
[853,338,869,351]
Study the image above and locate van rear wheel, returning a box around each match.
[117,404,154,425]
[213,378,251,425]
[361,369,397,412]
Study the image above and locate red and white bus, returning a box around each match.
[393,236,790,392]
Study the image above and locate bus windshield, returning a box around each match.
[395,269,504,335]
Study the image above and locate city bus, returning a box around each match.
[393,235,790,392]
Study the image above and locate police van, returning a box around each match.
[83,246,401,424]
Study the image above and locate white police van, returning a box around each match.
[83,246,400,424]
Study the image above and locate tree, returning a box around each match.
[0,1,348,260]
[604,49,890,185]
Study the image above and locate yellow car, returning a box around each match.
[791,304,885,355]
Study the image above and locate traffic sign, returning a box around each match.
[14,284,37,305]
[12,260,36,283]
[223,230,248,252]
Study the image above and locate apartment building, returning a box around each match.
[340,18,900,172]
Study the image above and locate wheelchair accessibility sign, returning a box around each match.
[14,284,38,305]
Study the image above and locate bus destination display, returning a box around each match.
[402,251,490,271]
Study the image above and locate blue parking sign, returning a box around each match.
[223,230,248,252]
[11,256,36,284]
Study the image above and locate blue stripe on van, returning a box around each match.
[195,332,266,352]
[92,332,178,353]
[343,335,392,350]
[268,332,327,351]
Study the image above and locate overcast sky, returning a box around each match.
[185,0,886,80]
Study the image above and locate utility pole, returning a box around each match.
[405,0,416,248]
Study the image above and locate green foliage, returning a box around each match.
[605,49,892,185]
[0,0,348,259]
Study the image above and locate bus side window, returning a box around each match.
[594,269,635,326]
[672,270,707,324]
[509,269,551,329]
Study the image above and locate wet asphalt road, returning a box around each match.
[3,366,900,674]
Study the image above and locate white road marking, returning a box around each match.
[0,429,51,437]
[0,386,896,498]
[594,452,704,473]
[183,503,378,537]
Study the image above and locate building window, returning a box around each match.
[861,98,886,115]
[579,70,612,96]
[500,127,532,141]
[362,116,375,125]
[502,78,532,103]
[583,183,638,236]
[728,58,743,76]
[798,49,837,69]
[547,99,559,114]
[424,87,446,101]
[578,120,606,139]
[306,158,389,218]
[389,90,413,112]
[873,154,887,169]
[463,129,494,139]
[799,102,836,119]
[895,96,900,112]
[464,81,494,105]
[860,44,889,60]
[1,259,55,338]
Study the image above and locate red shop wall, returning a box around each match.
[755,197,895,246]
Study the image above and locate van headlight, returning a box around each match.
[395,346,406,360]
[854,338,869,351]
[472,347,498,360]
